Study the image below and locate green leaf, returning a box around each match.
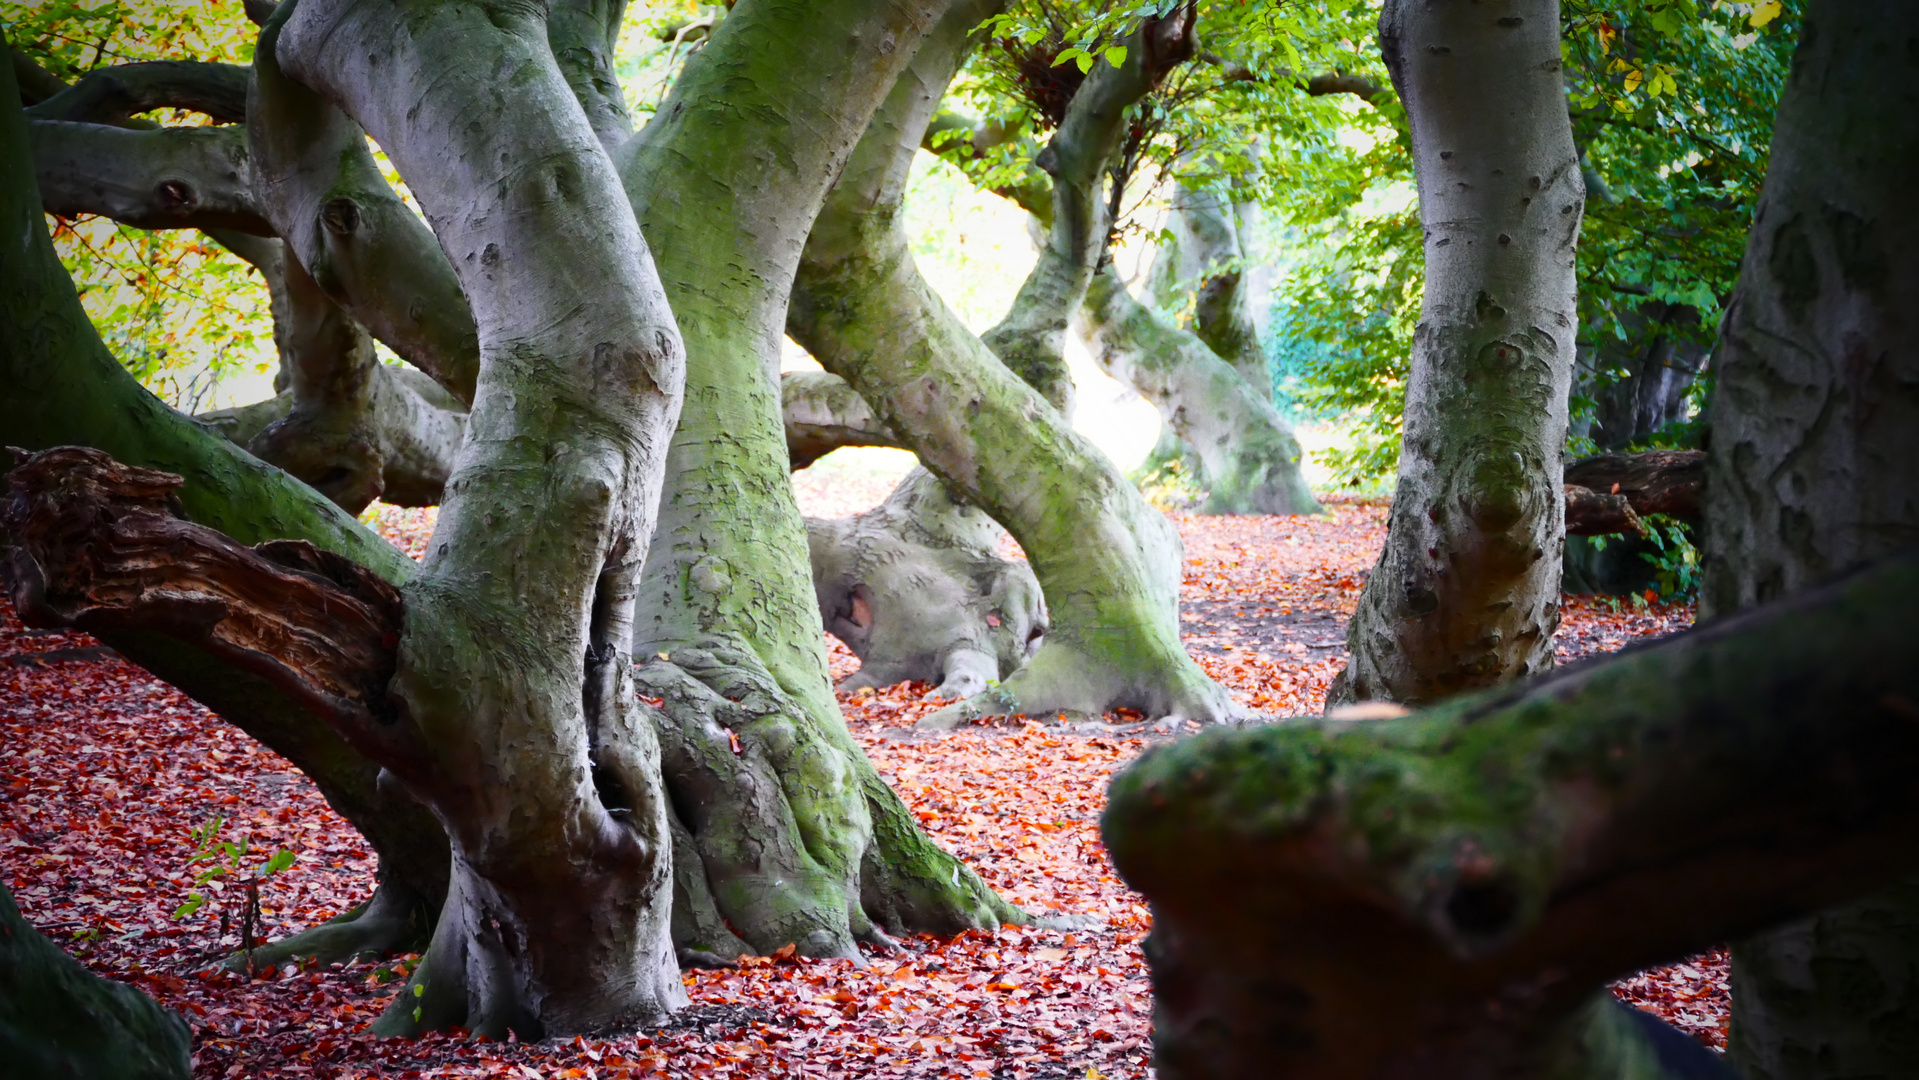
[1103,45,1127,68]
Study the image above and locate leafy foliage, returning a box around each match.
[1269,0,1799,483]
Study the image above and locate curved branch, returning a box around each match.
[782,370,901,468]
[546,0,634,152]
[249,12,479,404]
[1106,552,1919,1078]
[25,61,249,126]
[29,119,269,233]
[9,47,71,106]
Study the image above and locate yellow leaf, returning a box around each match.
[1623,67,1644,94]
[1750,1,1782,28]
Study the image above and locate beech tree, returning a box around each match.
[1699,1,1919,1072]
[1329,0,1582,705]
[4,0,1031,1040]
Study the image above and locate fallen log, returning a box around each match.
[1563,449,1704,536]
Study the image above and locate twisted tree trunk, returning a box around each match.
[1331,0,1583,706]
[791,5,1237,728]
[1698,3,1919,1074]
[1078,264,1321,516]
[0,52,450,966]
[271,0,689,1035]
[614,0,1019,963]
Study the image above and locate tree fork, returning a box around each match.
[1106,552,1919,1080]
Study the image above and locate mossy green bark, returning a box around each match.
[615,0,1017,960]
[1079,264,1320,517]
[1104,554,1919,1080]
[790,4,1233,726]
[0,882,191,1080]
[1331,0,1582,706]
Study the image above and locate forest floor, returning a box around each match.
[1,476,1719,1079]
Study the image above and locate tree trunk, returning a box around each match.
[1103,553,1919,1080]
[1331,0,1583,707]
[1078,263,1322,516]
[614,0,1019,963]
[790,5,1236,728]
[1696,3,1919,1074]
[975,14,1196,416]
[0,53,449,964]
[1572,300,1706,451]
[1148,182,1272,395]
[809,466,1044,699]
[273,0,688,1036]
[0,881,190,1080]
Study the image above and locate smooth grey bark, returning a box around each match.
[782,369,903,468]
[0,52,450,968]
[248,23,480,404]
[546,0,634,153]
[241,255,466,513]
[809,466,1045,699]
[790,5,1236,727]
[0,881,191,1080]
[1146,182,1272,395]
[29,119,268,233]
[1078,264,1321,516]
[1104,554,1919,1080]
[25,59,249,126]
[276,0,687,1036]
[1697,3,1919,1075]
[616,0,1018,963]
[1331,0,1583,707]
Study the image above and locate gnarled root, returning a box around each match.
[807,468,1044,701]
[639,638,1019,961]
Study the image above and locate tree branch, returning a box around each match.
[1107,551,1919,1078]
[2,446,421,774]
[781,370,900,468]
[25,60,249,126]
[249,8,480,404]
[29,119,270,233]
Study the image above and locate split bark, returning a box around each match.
[1561,449,1703,537]
[0,54,450,961]
[1331,0,1584,706]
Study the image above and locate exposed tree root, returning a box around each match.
[637,639,1019,962]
